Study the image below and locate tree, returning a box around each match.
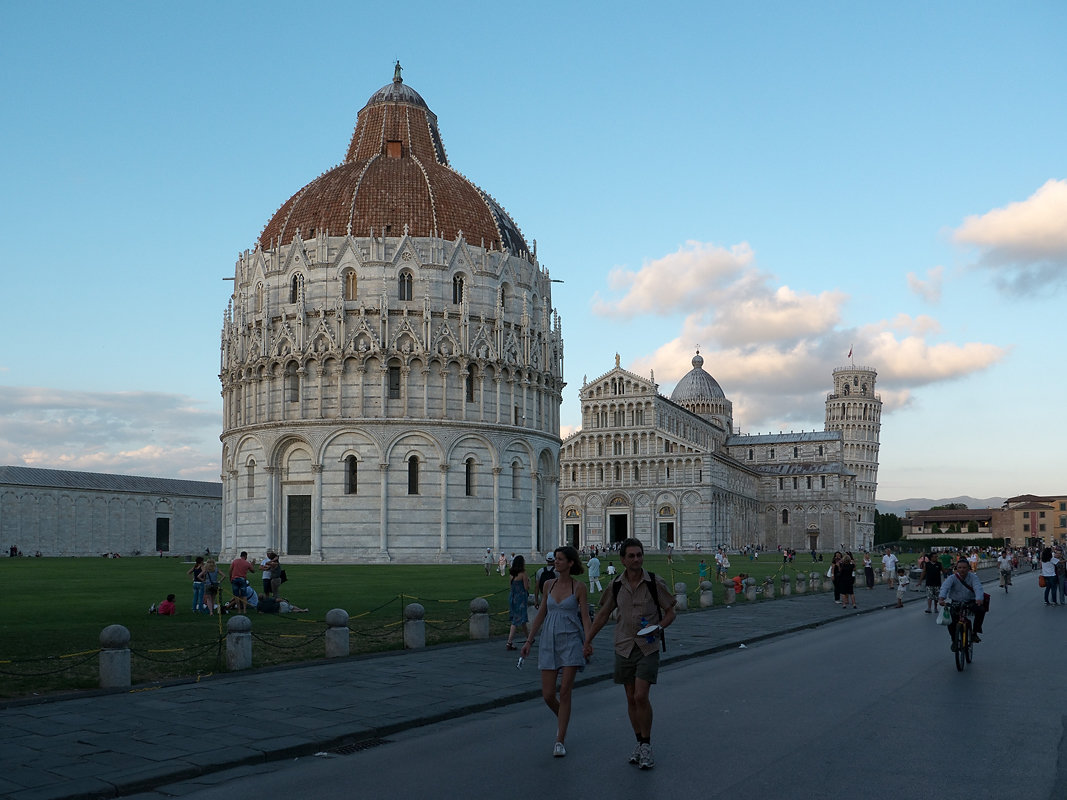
[874,511,903,545]
[931,503,968,510]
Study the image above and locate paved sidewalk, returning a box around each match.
[0,569,997,800]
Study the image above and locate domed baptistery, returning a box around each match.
[219,64,564,563]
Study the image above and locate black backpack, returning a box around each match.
[611,572,667,652]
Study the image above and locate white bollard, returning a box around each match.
[226,615,253,671]
[325,608,350,658]
[404,602,426,649]
[469,597,490,640]
[699,580,715,608]
[99,624,131,689]
[674,582,688,612]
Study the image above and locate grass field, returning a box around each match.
[0,551,916,700]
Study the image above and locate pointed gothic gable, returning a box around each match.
[446,236,477,276]
[281,234,312,274]
[390,317,424,355]
[431,321,460,357]
[502,330,521,365]
[470,323,496,360]
[308,313,339,355]
[331,235,366,273]
[348,315,381,354]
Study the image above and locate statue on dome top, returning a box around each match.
[394,61,403,83]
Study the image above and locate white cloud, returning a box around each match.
[0,387,221,481]
[906,265,944,303]
[626,309,1006,432]
[952,178,1067,293]
[592,241,755,317]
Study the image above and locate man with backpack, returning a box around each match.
[584,537,676,770]
[534,554,556,608]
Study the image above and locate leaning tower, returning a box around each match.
[824,366,881,550]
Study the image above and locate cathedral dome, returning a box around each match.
[259,64,530,258]
[670,352,726,404]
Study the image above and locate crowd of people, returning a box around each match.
[150,549,308,617]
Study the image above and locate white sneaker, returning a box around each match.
[638,742,655,769]
[628,743,642,764]
[553,742,566,757]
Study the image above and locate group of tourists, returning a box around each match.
[152,551,306,617]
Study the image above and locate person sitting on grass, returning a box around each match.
[222,583,260,613]
[157,594,177,616]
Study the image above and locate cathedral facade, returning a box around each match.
[219,67,563,563]
[559,355,881,553]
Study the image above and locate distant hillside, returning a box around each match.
[876,496,1006,516]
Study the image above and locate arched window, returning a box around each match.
[452,274,464,304]
[407,455,419,495]
[793,446,799,458]
[748,448,753,461]
[255,284,264,313]
[286,364,299,403]
[344,272,358,301]
[614,465,621,481]
[782,509,789,525]
[465,458,475,496]
[633,465,640,482]
[499,286,507,313]
[512,461,521,499]
[398,271,413,301]
[246,461,255,499]
[290,274,301,303]
[466,365,476,402]
[345,455,358,495]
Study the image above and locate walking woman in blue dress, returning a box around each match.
[520,545,594,758]
[505,555,530,650]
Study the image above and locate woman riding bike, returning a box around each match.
[938,558,986,651]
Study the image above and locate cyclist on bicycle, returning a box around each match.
[996,548,1014,588]
[938,558,986,650]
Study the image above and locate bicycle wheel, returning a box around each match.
[955,625,966,671]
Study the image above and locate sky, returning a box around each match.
[1,1,1064,503]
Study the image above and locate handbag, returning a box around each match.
[279,569,288,583]
[935,606,951,625]
[1039,575,1046,588]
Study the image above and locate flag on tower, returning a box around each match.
[847,345,853,359]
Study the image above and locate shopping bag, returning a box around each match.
[935,606,951,625]
[1039,575,1046,588]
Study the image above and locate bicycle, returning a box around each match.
[946,600,975,671]
[999,569,1012,593]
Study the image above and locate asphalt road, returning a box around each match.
[130,578,1066,800]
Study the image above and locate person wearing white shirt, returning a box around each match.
[881,548,898,589]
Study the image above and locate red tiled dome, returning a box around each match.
[259,65,529,257]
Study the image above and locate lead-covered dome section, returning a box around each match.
[259,68,531,258]
[671,352,727,403]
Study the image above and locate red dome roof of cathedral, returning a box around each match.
[259,65,530,258]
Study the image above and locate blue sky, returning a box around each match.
[1,1,1064,502]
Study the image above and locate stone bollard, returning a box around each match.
[743,577,757,602]
[324,608,350,658]
[226,615,253,671]
[99,624,131,689]
[674,582,688,612]
[781,574,792,596]
[699,580,715,608]
[469,597,490,640]
[404,602,426,649]
[795,573,807,594]
[823,574,834,593]
[763,576,775,600]
[810,572,821,593]
[723,583,736,604]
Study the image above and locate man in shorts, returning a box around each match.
[920,553,943,612]
[585,538,676,770]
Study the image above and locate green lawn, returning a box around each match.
[0,552,911,699]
